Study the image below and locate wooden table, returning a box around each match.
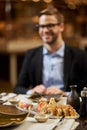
[0,94,87,130]
[0,103,87,130]
[0,117,87,130]
[75,117,87,130]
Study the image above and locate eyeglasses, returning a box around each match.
[36,23,60,29]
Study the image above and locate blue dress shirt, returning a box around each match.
[42,41,65,90]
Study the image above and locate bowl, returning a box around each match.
[34,113,49,123]
[8,98,19,105]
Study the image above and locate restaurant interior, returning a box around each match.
[0,0,87,93]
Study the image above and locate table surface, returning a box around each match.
[0,94,87,130]
[0,115,86,130]
[76,118,87,130]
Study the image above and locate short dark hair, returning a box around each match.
[39,6,64,24]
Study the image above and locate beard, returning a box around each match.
[43,33,58,45]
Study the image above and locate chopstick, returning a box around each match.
[51,115,65,130]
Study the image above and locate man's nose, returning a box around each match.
[42,27,50,31]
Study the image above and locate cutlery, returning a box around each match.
[51,115,65,130]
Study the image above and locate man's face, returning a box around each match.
[38,15,64,45]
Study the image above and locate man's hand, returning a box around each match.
[45,86,66,95]
[32,85,67,96]
[32,84,46,94]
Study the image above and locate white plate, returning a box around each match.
[50,113,80,119]
[16,105,37,115]
[16,105,80,119]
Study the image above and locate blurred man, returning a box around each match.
[14,6,87,95]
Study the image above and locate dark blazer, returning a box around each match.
[14,44,87,94]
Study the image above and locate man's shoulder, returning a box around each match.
[27,45,43,53]
[65,44,86,55]
[25,45,43,58]
[65,44,87,61]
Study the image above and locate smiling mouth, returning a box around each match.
[43,34,52,38]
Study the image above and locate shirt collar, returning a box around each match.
[43,41,65,57]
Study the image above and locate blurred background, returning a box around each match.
[0,0,87,93]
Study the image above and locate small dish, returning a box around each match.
[34,113,49,123]
[8,98,19,105]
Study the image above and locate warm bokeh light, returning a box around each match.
[31,16,39,23]
[43,0,52,3]
[32,0,40,2]
[64,0,81,5]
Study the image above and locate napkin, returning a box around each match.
[54,119,79,130]
[0,93,16,102]
[13,117,79,130]
[1,93,32,105]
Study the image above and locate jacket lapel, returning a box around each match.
[64,45,72,90]
[33,47,43,84]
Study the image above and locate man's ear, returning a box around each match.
[60,23,64,32]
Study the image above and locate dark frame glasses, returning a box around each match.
[35,23,60,29]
